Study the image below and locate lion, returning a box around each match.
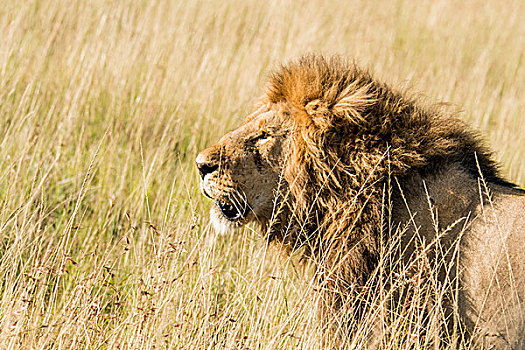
[196,55,525,348]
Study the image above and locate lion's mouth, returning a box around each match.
[215,200,249,222]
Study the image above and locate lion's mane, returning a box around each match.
[262,55,515,297]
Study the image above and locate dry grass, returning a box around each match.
[0,0,524,348]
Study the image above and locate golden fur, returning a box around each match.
[196,55,525,348]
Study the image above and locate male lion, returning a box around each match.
[196,55,525,348]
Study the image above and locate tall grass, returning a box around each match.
[0,0,523,348]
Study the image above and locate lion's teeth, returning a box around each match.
[215,200,248,222]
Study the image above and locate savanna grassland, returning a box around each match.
[0,0,524,349]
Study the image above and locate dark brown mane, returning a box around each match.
[262,54,517,294]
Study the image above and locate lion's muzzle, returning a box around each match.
[196,151,250,224]
[196,153,218,179]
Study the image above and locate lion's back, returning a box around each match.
[463,187,525,348]
[392,164,525,348]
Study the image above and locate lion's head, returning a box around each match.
[195,104,294,234]
[196,55,379,239]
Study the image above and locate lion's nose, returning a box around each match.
[196,153,218,179]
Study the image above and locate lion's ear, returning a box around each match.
[331,83,374,124]
[305,99,329,118]
[304,83,374,126]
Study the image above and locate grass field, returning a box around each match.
[1,0,524,348]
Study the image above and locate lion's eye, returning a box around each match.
[252,130,271,143]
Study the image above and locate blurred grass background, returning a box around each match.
[0,0,524,348]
